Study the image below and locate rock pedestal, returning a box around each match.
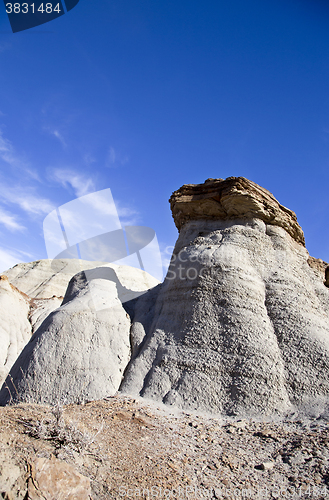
[121,177,329,416]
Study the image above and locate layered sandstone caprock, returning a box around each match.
[170,177,305,245]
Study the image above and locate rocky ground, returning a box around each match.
[0,394,328,500]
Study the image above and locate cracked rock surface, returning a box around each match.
[169,177,305,245]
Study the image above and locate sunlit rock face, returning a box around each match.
[0,276,31,387]
[0,264,159,406]
[169,176,305,245]
[0,259,110,388]
[1,177,328,417]
[121,177,329,417]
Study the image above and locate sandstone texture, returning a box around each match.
[308,256,329,287]
[169,176,305,245]
[0,265,159,406]
[26,455,91,500]
[121,177,329,417]
[28,296,63,334]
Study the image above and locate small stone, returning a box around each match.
[260,462,275,470]
[314,474,322,484]
[214,489,222,500]
[189,421,199,428]
[27,455,91,500]
[207,463,217,471]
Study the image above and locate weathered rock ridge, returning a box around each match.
[170,177,305,245]
[0,259,109,387]
[0,276,31,386]
[1,176,329,418]
[0,264,159,405]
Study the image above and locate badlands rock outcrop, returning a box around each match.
[121,177,329,416]
[3,258,107,298]
[0,259,114,387]
[0,264,159,405]
[1,176,329,418]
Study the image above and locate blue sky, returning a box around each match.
[0,0,329,275]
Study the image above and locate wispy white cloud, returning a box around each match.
[51,169,96,197]
[114,200,141,226]
[0,246,29,274]
[17,195,54,216]
[44,128,67,147]
[52,130,66,147]
[0,131,27,170]
[83,153,97,166]
[1,187,54,216]
[0,130,40,180]
[51,170,139,225]
[106,146,129,168]
[0,207,25,232]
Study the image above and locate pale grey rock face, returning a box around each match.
[0,259,101,387]
[0,265,159,405]
[3,259,109,299]
[120,218,329,417]
[29,297,63,334]
[0,277,31,387]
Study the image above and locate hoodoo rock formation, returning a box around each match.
[121,177,329,416]
[1,176,329,418]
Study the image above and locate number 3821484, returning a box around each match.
[5,3,62,13]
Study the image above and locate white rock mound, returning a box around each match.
[0,258,159,389]
[0,265,159,405]
[0,259,105,386]
[3,259,108,299]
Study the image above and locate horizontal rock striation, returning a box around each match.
[1,177,328,417]
[121,178,329,417]
[169,177,305,245]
